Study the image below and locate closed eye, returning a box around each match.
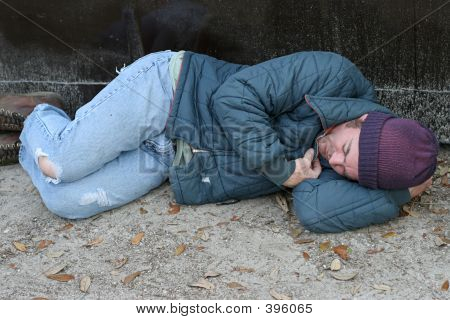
[342,139,353,179]
[343,139,353,163]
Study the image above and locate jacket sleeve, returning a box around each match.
[212,51,376,186]
[292,169,411,233]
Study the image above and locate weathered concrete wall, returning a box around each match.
[0,0,448,142]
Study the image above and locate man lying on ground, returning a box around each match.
[0,50,438,232]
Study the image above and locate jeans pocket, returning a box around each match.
[141,138,174,167]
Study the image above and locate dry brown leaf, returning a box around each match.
[80,276,91,293]
[398,209,408,217]
[401,205,419,217]
[438,165,449,177]
[232,266,255,273]
[275,193,289,214]
[373,284,391,291]
[227,282,247,290]
[189,278,214,290]
[441,280,449,291]
[122,271,141,285]
[319,240,331,252]
[333,244,349,260]
[331,272,358,281]
[46,251,64,258]
[13,241,27,252]
[269,289,292,300]
[434,237,447,247]
[46,274,75,282]
[193,229,203,240]
[83,237,103,248]
[271,226,281,233]
[168,202,181,214]
[37,240,54,250]
[430,207,449,215]
[196,246,206,251]
[44,262,68,276]
[289,226,302,239]
[433,226,444,234]
[32,297,49,300]
[294,238,315,244]
[420,196,432,207]
[58,223,74,231]
[8,264,17,269]
[441,174,449,187]
[302,251,310,261]
[230,215,240,221]
[175,243,187,256]
[351,285,361,296]
[110,270,120,276]
[139,207,148,214]
[204,271,221,278]
[194,229,209,241]
[330,259,341,271]
[200,231,209,241]
[216,222,230,227]
[382,231,398,238]
[367,248,384,254]
[439,236,450,244]
[131,232,145,245]
[113,257,128,269]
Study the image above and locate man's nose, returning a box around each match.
[329,152,344,166]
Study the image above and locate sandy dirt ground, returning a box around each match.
[0,147,448,300]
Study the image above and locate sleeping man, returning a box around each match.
[0,50,438,232]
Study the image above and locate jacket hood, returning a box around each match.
[305,95,393,130]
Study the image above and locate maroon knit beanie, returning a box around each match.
[359,112,439,189]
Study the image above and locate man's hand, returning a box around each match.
[408,177,432,198]
[283,148,322,188]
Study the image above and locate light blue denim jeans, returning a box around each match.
[19,51,175,219]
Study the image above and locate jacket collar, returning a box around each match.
[305,95,393,130]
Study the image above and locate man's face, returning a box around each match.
[317,120,362,180]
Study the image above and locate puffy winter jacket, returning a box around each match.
[166,51,411,232]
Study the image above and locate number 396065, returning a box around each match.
[265,303,312,313]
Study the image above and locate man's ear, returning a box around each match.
[359,113,369,122]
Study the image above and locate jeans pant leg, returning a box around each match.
[19,50,175,183]
[19,135,174,219]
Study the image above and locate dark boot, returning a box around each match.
[0,92,66,131]
[0,131,21,166]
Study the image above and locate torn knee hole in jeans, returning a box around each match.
[35,148,62,184]
[79,188,111,207]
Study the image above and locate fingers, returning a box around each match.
[304,149,321,178]
[409,177,433,198]
[303,148,314,163]
[311,159,322,178]
[283,150,321,188]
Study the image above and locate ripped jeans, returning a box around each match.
[19,51,175,219]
